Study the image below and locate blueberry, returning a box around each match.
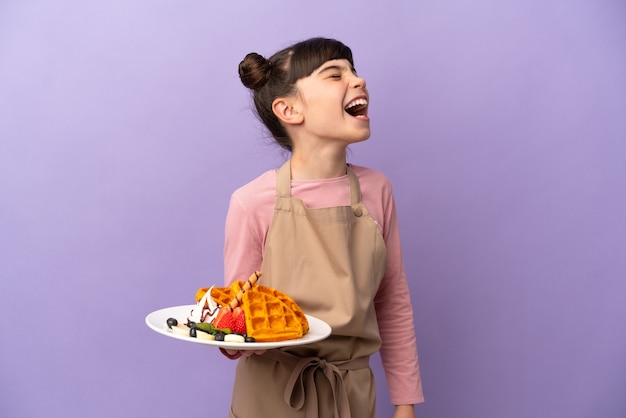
[245,336,256,343]
[189,327,197,338]
[166,318,178,329]
[215,332,225,341]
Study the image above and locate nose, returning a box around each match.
[351,74,367,89]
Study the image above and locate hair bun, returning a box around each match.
[239,52,272,90]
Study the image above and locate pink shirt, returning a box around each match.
[224,164,424,405]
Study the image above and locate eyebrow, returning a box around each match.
[317,64,356,75]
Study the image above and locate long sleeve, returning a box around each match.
[373,189,424,405]
[223,170,276,286]
[223,194,264,286]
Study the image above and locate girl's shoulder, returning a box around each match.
[349,164,393,194]
[231,168,277,209]
[349,163,390,179]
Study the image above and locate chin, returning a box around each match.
[358,128,372,142]
[351,134,371,144]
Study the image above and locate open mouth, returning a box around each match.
[345,98,368,118]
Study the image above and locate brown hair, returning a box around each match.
[238,38,354,151]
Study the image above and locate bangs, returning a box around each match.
[287,38,354,83]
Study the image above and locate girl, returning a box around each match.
[222,37,423,418]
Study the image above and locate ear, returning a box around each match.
[272,97,304,125]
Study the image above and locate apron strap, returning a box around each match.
[346,165,361,205]
[275,160,362,205]
[261,349,370,418]
[276,160,292,198]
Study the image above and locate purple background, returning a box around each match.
[1,1,625,417]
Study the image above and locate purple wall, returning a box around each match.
[1,1,625,417]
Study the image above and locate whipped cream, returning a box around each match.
[188,286,220,324]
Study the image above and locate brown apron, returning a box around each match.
[229,160,387,418]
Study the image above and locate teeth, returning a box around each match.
[345,98,368,109]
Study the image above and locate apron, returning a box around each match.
[229,160,387,418]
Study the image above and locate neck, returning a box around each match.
[290,147,347,180]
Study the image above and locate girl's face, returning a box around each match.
[293,59,370,146]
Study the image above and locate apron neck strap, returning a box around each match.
[346,165,361,205]
[276,160,292,197]
[276,160,362,205]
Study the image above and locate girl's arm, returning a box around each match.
[393,404,415,418]
[374,188,424,405]
[223,194,264,285]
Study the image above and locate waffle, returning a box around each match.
[197,271,261,307]
[207,286,233,307]
[196,274,309,342]
[195,286,232,307]
[195,287,211,303]
[252,285,309,335]
[196,284,247,307]
[239,283,307,342]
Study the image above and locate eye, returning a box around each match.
[328,73,342,79]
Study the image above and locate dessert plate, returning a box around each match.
[145,305,332,350]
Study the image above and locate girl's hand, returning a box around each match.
[219,348,267,359]
[393,404,415,418]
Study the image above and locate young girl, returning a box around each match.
[222,37,423,418]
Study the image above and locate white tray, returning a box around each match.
[145,304,331,350]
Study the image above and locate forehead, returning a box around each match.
[313,59,354,74]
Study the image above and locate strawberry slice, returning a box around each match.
[214,308,235,331]
[231,307,246,334]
